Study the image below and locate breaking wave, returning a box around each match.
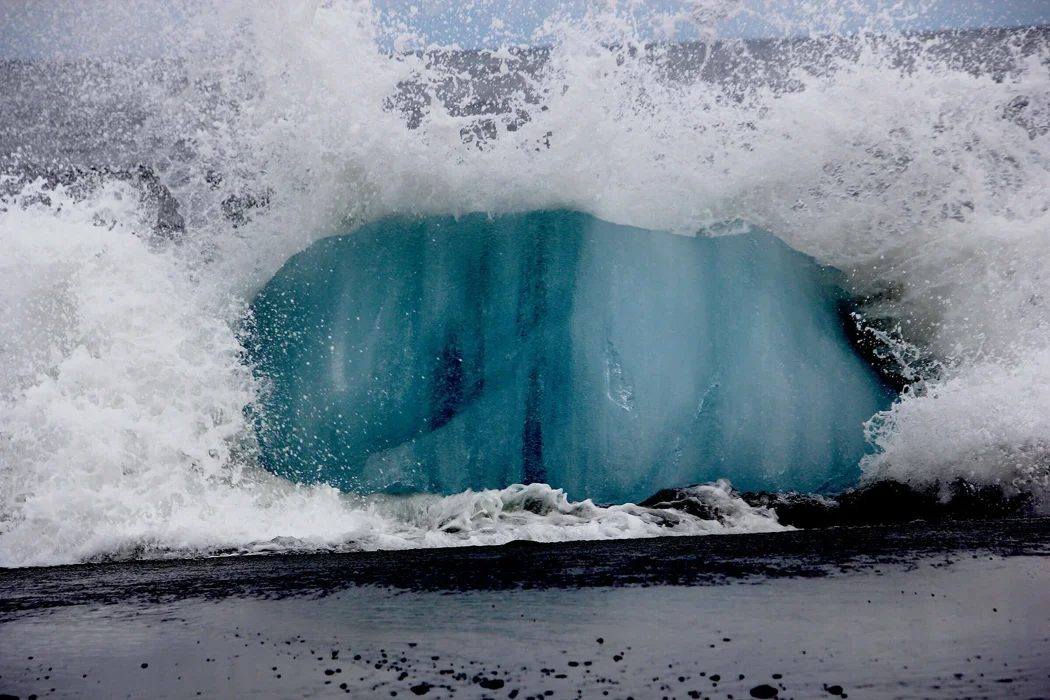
[1,0,1049,567]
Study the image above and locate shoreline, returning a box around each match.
[2,518,1049,699]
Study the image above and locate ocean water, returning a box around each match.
[1,1,1050,568]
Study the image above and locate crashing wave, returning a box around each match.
[1,2,1049,567]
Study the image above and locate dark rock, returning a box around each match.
[941,480,1035,521]
[738,491,841,529]
[750,685,779,699]
[638,488,720,520]
[687,479,1033,529]
[410,683,432,695]
[478,678,505,689]
[834,482,940,525]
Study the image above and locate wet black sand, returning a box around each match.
[2,518,1049,699]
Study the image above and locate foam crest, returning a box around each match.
[1,0,1049,566]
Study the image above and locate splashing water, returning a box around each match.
[1,0,1049,567]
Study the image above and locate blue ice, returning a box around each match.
[248,211,893,503]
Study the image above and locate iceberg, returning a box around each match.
[248,211,893,503]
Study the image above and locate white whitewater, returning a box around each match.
[1,0,1048,566]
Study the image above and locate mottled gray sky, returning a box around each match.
[1,0,1048,58]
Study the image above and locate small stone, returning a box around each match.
[410,683,432,696]
[750,685,778,699]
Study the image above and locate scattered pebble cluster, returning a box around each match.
[5,617,1044,700]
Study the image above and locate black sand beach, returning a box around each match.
[3,518,1049,699]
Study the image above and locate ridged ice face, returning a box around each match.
[249,211,893,503]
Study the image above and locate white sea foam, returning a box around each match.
[1,0,1049,566]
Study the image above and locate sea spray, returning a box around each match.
[1,1,1049,566]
